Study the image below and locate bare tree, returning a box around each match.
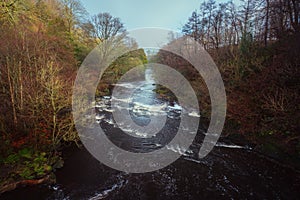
[239,0,259,36]
[200,0,217,48]
[211,3,228,48]
[90,12,126,42]
[59,0,87,35]
[182,11,202,42]
[264,0,270,46]
[287,0,300,32]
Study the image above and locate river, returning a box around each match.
[2,67,300,199]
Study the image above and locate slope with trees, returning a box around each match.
[0,0,147,192]
[157,0,300,164]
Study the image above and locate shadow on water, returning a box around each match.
[2,67,300,199]
[2,142,300,199]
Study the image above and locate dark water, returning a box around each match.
[2,68,300,199]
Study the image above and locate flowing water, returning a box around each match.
[2,67,300,199]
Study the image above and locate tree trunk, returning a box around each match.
[6,57,17,126]
[264,0,270,47]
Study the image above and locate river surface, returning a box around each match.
[2,67,300,199]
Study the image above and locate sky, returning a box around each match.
[80,0,241,49]
[81,0,239,32]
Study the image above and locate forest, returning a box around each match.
[176,0,300,160]
[0,0,299,198]
[153,0,299,169]
[0,0,147,192]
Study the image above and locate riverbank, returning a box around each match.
[2,137,300,199]
[1,91,300,199]
[2,133,298,195]
[0,148,64,194]
[153,33,300,171]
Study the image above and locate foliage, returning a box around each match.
[239,32,253,58]
[0,0,298,188]
[155,49,209,116]
[97,48,148,96]
[19,152,50,179]
[163,0,300,158]
[0,147,61,180]
[0,0,148,187]
[0,0,85,185]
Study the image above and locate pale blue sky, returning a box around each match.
[81,0,241,32]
